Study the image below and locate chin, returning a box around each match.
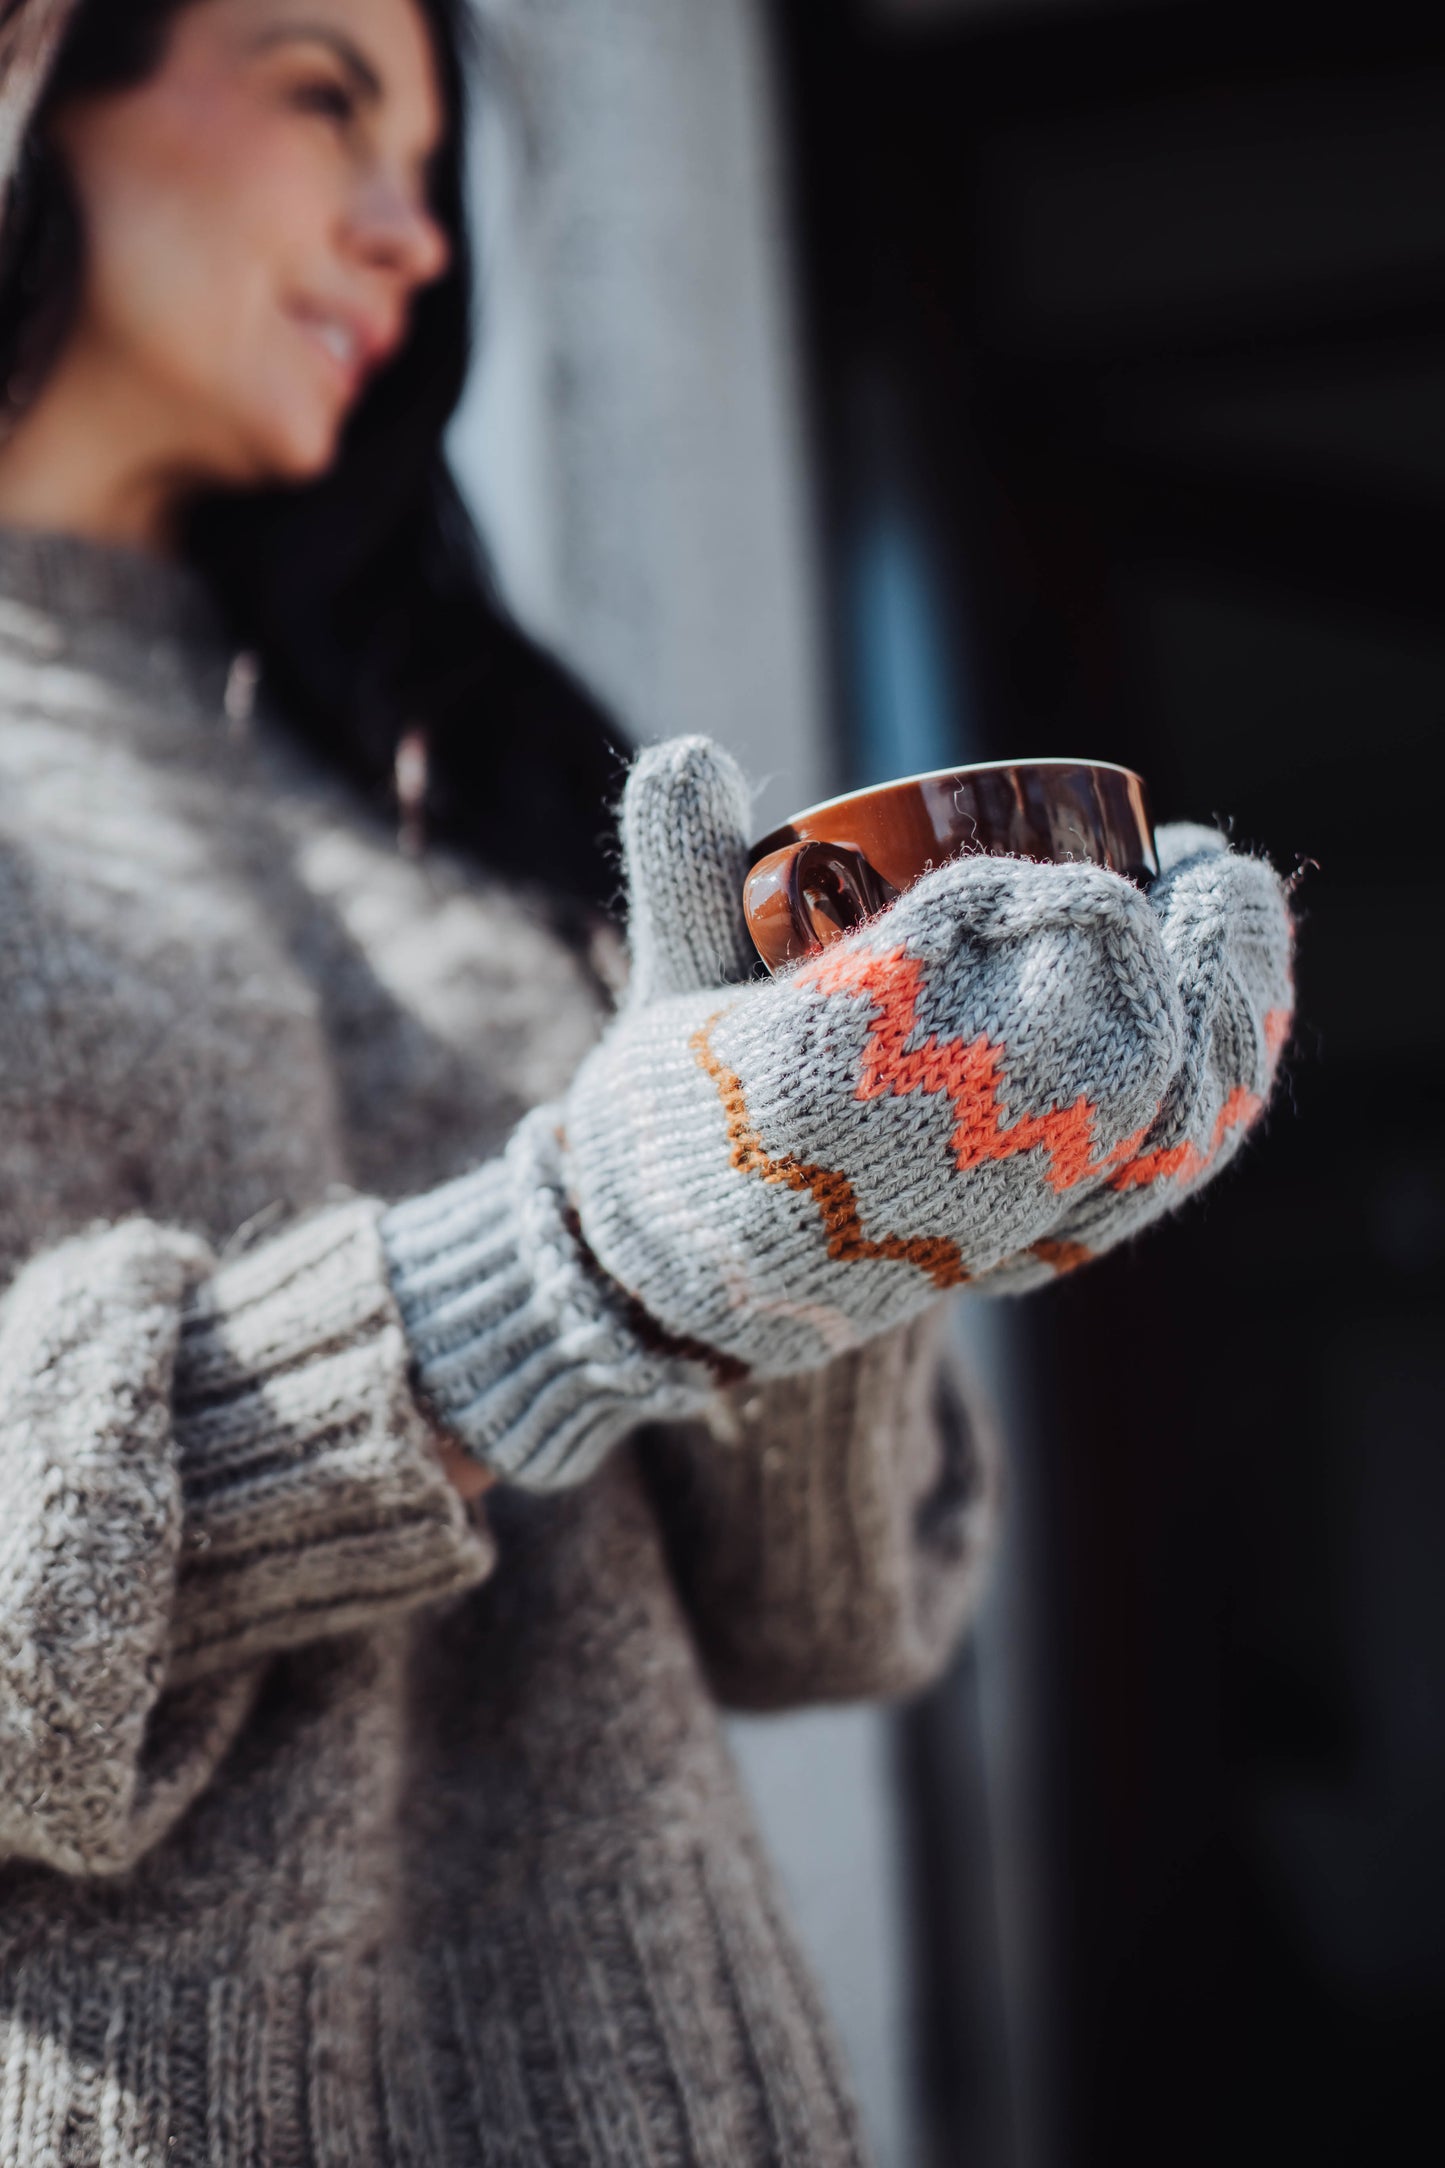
[267,425,347,485]
[239,402,349,488]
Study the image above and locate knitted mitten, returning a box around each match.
[561,739,1294,1371]
[972,819,1297,1291]
[386,737,1293,1480]
[380,740,759,1487]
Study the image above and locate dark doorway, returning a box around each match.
[771,4,1445,2162]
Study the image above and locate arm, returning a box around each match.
[382,740,1288,1674]
[637,1307,997,1709]
[0,1198,493,1878]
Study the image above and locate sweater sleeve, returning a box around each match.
[637,1304,999,1710]
[0,1199,494,1878]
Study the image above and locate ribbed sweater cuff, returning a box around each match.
[168,1198,496,1685]
[381,1107,715,1491]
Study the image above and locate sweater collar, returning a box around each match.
[0,524,230,657]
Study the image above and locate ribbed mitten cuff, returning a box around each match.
[381,1107,716,1491]
[169,1198,496,1684]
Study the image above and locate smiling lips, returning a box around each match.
[288,299,397,397]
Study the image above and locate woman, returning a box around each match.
[0,2,1293,2161]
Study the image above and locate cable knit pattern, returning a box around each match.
[0,530,994,2166]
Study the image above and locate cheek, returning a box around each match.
[69,89,343,465]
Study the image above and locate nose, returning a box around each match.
[347,175,452,290]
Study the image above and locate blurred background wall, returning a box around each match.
[450,0,828,830]
[451,2,1445,2163]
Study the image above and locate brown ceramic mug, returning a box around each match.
[743,758,1158,974]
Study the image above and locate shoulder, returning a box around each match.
[0,652,205,989]
[0,648,253,1170]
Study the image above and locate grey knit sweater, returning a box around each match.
[0,528,993,2166]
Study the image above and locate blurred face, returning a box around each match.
[50,0,452,489]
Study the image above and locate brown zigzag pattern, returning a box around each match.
[690,1013,971,1290]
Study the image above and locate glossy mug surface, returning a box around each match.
[743,758,1158,974]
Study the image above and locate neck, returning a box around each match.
[0,338,198,556]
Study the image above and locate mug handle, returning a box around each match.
[743,839,897,974]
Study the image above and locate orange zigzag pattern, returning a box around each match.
[794,944,1142,1193]
[691,955,1293,1288]
[792,946,1288,1202]
[1108,998,1289,1192]
[1105,1084,1260,1191]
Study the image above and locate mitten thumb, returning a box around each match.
[1155,821,1230,874]
[620,736,759,1003]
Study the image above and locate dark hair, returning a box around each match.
[0,0,628,922]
